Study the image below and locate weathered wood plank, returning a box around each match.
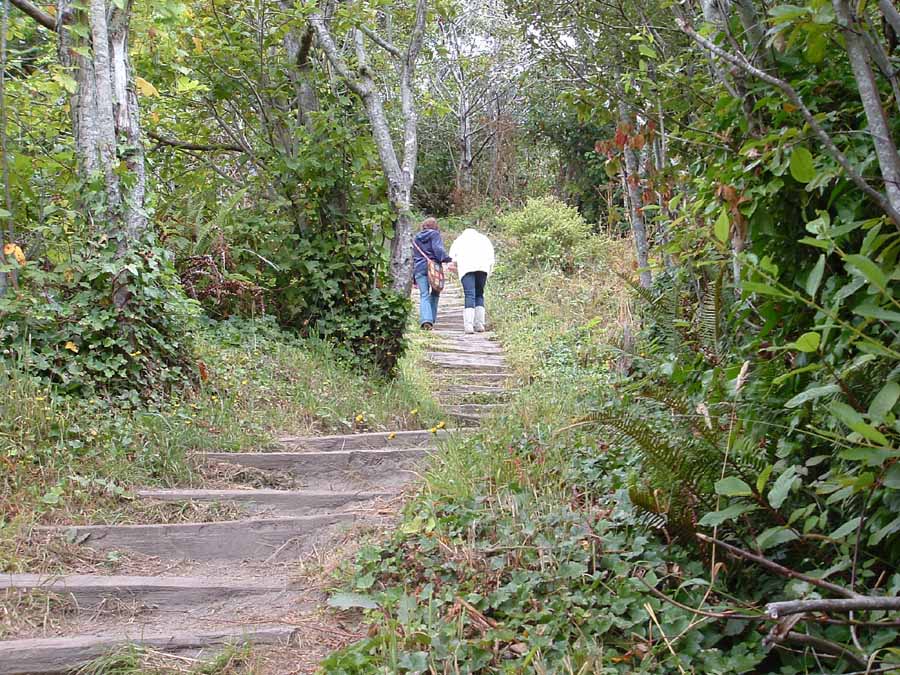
[0,574,286,610]
[0,626,296,675]
[136,488,392,514]
[41,515,357,562]
[200,448,430,487]
[276,429,450,451]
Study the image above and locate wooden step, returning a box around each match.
[200,448,429,487]
[426,352,506,372]
[430,342,504,355]
[0,626,297,675]
[1,574,287,610]
[41,514,357,562]
[136,488,392,514]
[276,429,451,451]
[438,385,514,398]
[444,404,504,418]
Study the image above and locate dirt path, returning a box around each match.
[0,283,512,674]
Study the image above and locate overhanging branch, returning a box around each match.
[677,17,900,227]
[9,0,55,31]
[148,130,245,153]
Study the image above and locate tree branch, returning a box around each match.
[9,0,55,31]
[308,11,367,98]
[677,16,900,227]
[359,24,401,58]
[147,130,245,153]
[767,597,900,619]
[779,631,867,670]
[695,533,862,599]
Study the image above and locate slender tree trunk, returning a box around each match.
[57,0,147,309]
[618,99,652,288]
[58,0,147,252]
[309,1,426,294]
[834,0,900,216]
[1,0,11,294]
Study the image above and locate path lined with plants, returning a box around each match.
[0,282,512,674]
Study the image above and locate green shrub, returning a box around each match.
[496,196,597,273]
[0,235,199,402]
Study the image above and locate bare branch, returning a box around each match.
[147,131,245,153]
[308,11,367,98]
[767,597,900,619]
[779,631,867,670]
[9,0,55,31]
[695,533,862,599]
[677,16,900,227]
[878,0,900,36]
[359,24,401,58]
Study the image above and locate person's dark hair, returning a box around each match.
[421,217,439,231]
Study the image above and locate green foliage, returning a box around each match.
[0,233,198,401]
[496,196,599,274]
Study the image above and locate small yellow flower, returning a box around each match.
[241,379,248,385]
[35,396,46,402]
[355,414,364,422]
[64,341,79,353]
[387,432,397,440]
[429,427,437,434]
[130,350,142,357]
[436,421,446,429]
[409,408,418,415]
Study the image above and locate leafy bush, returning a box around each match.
[0,235,199,402]
[496,196,598,273]
[316,288,411,374]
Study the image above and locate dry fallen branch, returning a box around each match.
[767,597,900,619]
[695,533,862,599]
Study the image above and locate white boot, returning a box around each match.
[463,308,475,334]
[474,306,486,332]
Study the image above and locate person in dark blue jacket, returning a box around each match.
[412,217,453,329]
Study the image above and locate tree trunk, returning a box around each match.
[834,0,900,217]
[58,0,147,253]
[57,0,147,309]
[618,100,652,288]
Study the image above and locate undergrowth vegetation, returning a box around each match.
[324,197,900,673]
[1,317,440,569]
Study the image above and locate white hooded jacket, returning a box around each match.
[449,228,495,279]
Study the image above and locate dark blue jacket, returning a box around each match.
[413,229,452,277]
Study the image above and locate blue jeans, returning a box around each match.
[461,271,487,309]
[416,273,440,325]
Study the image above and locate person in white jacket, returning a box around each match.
[449,228,495,334]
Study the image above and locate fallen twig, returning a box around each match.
[695,533,861,599]
[767,597,900,619]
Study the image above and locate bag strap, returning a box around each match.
[412,237,436,264]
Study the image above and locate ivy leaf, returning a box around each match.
[869,381,899,424]
[768,466,799,509]
[793,332,820,353]
[715,476,753,497]
[785,383,839,408]
[805,254,825,298]
[789,146,816,183]
[845,254,888,292]
[757,526,799,550]
[714,209,730,243]
[698,502,758,527]
[327,592,379,610]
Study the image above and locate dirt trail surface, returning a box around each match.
[0,283,512,674]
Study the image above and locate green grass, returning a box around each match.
[1,315,441,569]
[76,642,254,674]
